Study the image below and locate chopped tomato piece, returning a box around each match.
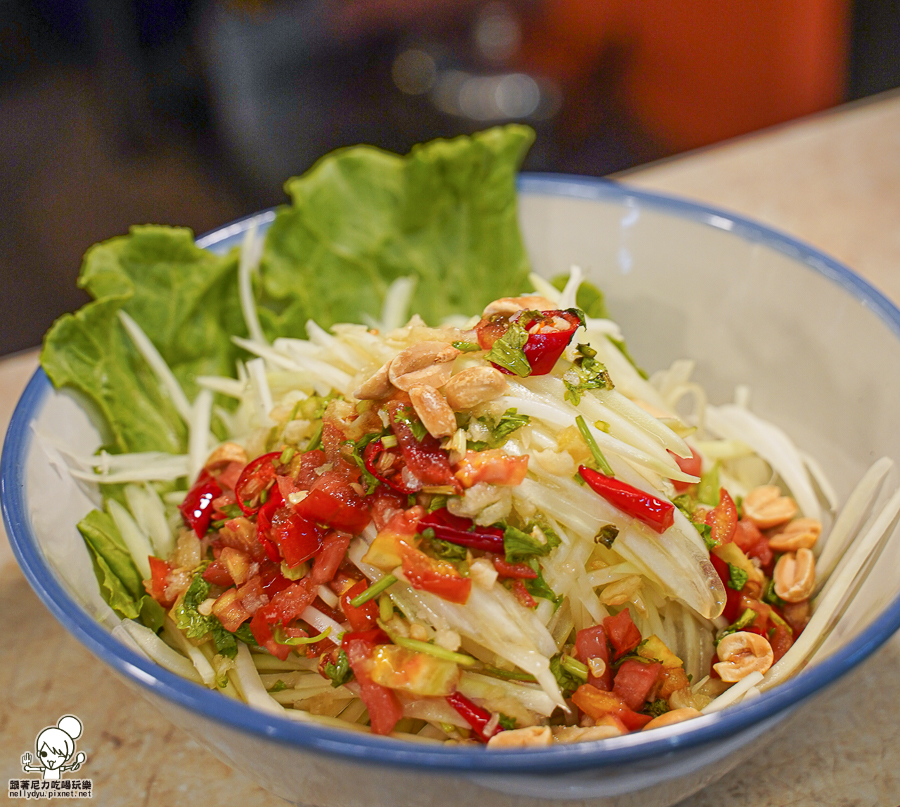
[657,665,691,699]
[603,609,642,660]
[310,531,352,586]
[612,659,662,711]
[400,544,471,604]
[670,446,702,492]
[769,623,794,662]
[340,580,380,632]
[571,685,653,731]
[368,485,409,531]
[294,471,370,533]
[248,610,291,660]
[212,588,251,633]
[454,449,529,488]
[218,545,254,586]
[709,552,742,623]
[575,624,612,690]
[144,556,174,608]
[706,488,737,546]
[202,558,234,588]
[344,635,403,735]
[733,519,774,568]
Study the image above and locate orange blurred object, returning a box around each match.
[518,0,850,153]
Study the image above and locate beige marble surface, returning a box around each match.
[4,92,900,806]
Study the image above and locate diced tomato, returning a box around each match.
[706,488,737,546]
[144,556,175,607]
[218,545,254,586]
[260,577,316,627]
[386,401,459,489]
[293,471,370,533]
[613,659,662,711]
[710,553,742,623]
[475,313,511,351]
[603,609,642,660]
[340,580,380,632]
[212,588,252,633]
[400,544,471,604]
[571,685,653,731]
[492,556,538,580]
[670,446,702,493]
[575,624,613,690]
[236,575,268,616]
[454,449,529,488]
[294,449,327,489]
[216,517,266,562]
[344,636,403,735]
[368,485,409,531]
[657,665,691,699]
[216,460,245,493]
[234,452,282,515]
[310,531,353,586]
[510,579,536,608]
[268,508,324,568]
[179,470,222,537]
[733,519,774,568]
[202,559,234,587]
[258,560,293,598]
[769,623,794,662]
[249,610,291,660]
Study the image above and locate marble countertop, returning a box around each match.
[3,91,900,806]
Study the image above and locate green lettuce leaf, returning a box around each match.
[260,125,535,335]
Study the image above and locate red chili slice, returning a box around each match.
[445,691,505,743]
[578,465,675,534]
[234,452,283,516]
[363,439,419,494]
[480,309,583,377]
[418,508,505,553]
[386,402,459,489]
[179,470,222,537]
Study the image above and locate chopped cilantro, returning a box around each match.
[643,698,670,718]
[322,649,354,688]
[471,408,531,450]
[485,321,531,377]
[497,714,518,730]
[762,578,786,608]
[718,608,757,640]
[420,527,468,562]
[727,562,749,592]
[269,679,288,693]
[522,562,562,607]
[393,407,428,442]
[550,654,584,698]
[347,431,384,494]
[172,569,251,659]
[696,523,716,551]
[563,343,614,405]
[503,523,561,563]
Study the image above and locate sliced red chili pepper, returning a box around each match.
[255,485,286,563]
[512,308,584,376]
[234,452,283,516]
[510,579,537,608]
[492,556,538,579]
[179,470,222,537]
[418,508,505,553]
[603,609,643,660]
[578,465,675,534]
[363,439,419,494]
[709,553,742,623]
[445,691,505,743]
[669,445,702,493]
[340,579,380,633]
[386,402,458,489]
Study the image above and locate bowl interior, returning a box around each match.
[5,174,900,776]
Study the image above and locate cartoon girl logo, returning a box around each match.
[21,715,87,781]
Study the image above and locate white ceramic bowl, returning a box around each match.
[5,174,900,807]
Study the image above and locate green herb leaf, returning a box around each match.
[322,649,354,688]
[485,321,531,377]
[419,528,468,562]
[269,679,288,693]
[550,654,583,698]
[727,563,749,592]
[503,523,561,563]
[718,608,757,640]
[498,714,517,730]
[523,562,562,606]
[452,341,482,352]
[643,698,669,718]
[595,524,619,548]
[473,408,531,450]
[563,345,614,405]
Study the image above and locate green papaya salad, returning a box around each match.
[39,126,886,747]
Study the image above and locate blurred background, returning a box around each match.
[0,0,898,355]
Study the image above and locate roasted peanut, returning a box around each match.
[486,725,553,748]
[768,517,821,551]
[409,385,457,438]
[482,295,557,317]
[742,485,798,529]
[773,547,816,603]
[203,442,248,473]
[552,724,624,743]
[713,631,775,682]
[353,361,393,400]
[389,342,460,391]
[443,366,508,410]
[642,707,702,731]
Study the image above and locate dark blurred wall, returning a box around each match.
[0,0,897,355]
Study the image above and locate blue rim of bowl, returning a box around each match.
[5,173,900,775]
